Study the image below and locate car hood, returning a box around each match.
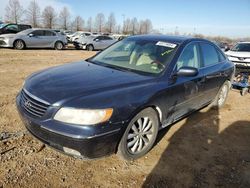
[0,34,17,38]
[225,50,250,58]
[24,61,154,105]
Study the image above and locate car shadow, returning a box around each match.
[143,107,250,187]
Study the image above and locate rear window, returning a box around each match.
[44,30,56,36]
[200,43,219,67]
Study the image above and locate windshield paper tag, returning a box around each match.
[156,41,177,48]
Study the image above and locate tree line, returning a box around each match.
[4,0,153,34]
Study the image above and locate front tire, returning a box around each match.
[86,44,94,51]
[14,40,25,50]
[117,108,159,160]
[54,41,64,50]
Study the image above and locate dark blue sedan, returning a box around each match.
[16,35,234,160]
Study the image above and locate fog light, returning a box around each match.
[63,147,81,156]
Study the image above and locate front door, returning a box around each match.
[25,30,47,47]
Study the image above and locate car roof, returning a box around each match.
[127,34,208,44]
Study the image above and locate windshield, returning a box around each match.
[17,29,33,35]
[231,43,250,52]
[90,38,178,75]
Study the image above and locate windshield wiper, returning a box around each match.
[86,59,129,72]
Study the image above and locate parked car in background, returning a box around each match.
[0,28,67,50]
[74,35,116,50]
[16,35,234,160]
[225,42,250,70]
[213,41,230,51]
[67,31,92,42]
[0,23,31,35]
[73,32,92,42]
[63,30,74,36]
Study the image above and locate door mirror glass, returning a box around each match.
[177,66,198,77]
[28,33,34,37]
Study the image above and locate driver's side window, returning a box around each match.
[176,43,200,70]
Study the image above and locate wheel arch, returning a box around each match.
[115,105,162,153]
[54,40,64,46]
[13,39,26,48]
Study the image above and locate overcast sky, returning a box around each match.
[0,0,250,38]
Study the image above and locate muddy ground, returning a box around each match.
[0,48,250,188]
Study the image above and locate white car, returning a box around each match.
[69,31,92,42]
[225,42,250,69]
[73,35,117,51]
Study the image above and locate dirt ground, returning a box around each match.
[0,48,250,188]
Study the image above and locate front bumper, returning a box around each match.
[0,39,12,47]
[73,42,86,49]
[16,93,122,159]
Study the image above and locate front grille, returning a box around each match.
[20,89,50,118]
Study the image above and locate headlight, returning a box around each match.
[54,108,113,125]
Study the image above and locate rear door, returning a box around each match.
[43,30,57,47]
[102,36,115,49]
[198,42,227,104]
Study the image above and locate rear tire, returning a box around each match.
[211,81,230,109]
[14,40,25,50]
[54,41,64,50]
[86,44,94,51]
[117,108,159,160]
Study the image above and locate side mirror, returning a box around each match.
[176,66,198,77]
[94,38,99,42]
[28,33,34,37]
[224,47,230,52]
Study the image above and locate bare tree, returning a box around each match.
[95,13,105,32]
[106,13,116,33]
[59,7,70,30]
[139,19,153,34]
[144,19,153,34]
[26,0,41,27]
[42,6,57,29]
[123,18,131,34]
[116,24,121,34]
[131,17,138,35]
[5,0,24,24]
[86,17,93,32]
[73,16,84,31]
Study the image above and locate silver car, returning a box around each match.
[74,35,117,51]
[0,28,67,50]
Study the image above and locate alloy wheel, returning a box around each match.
[127,117,154,154]
[218,84,228,106]
[15,40,24,49]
